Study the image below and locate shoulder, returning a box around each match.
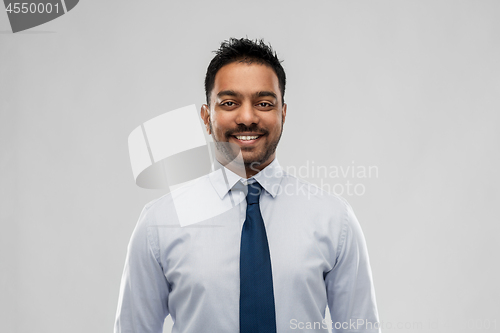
[136,172,219,228]
[279,170,351,212]
[139,193,172,223]
[279,170,362,235]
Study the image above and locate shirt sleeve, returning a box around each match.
[324,199,381,333]
[114,203,170,333]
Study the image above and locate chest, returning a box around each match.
[158,202,336,295]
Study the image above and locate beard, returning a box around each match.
[210,120,283,170]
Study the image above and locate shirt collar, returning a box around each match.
[209,157,284,199]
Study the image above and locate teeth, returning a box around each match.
[235,135,259,141]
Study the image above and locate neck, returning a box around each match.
[217,156,275,179]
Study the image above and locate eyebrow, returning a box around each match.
[217,90,242,99]
[255,91,278,100]
[216,90,278,100]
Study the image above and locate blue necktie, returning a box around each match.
[239,181,277,333]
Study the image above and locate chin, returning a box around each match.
[242,157,267,167]
[241,152,261,162]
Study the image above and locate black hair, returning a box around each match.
[204,37,286,106]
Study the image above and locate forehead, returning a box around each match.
[212,62,280,98]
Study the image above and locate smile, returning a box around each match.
[235,135,260,141]
[231,134,263,144]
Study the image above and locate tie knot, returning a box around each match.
[246,182,263,205]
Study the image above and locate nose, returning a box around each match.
[235,101,259,126]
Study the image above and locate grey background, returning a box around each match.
[1,1,499,332]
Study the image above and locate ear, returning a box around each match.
[201,104,211,135]
[281,103,287,125]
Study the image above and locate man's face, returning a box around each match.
[201,62,287,174]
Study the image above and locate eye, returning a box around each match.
[257,102,273,108]
[221,101,236,107]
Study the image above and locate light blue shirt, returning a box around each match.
[114,158,380,333]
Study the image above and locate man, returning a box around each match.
[115,38,380,333]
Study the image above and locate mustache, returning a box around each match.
[225,125,269,137]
